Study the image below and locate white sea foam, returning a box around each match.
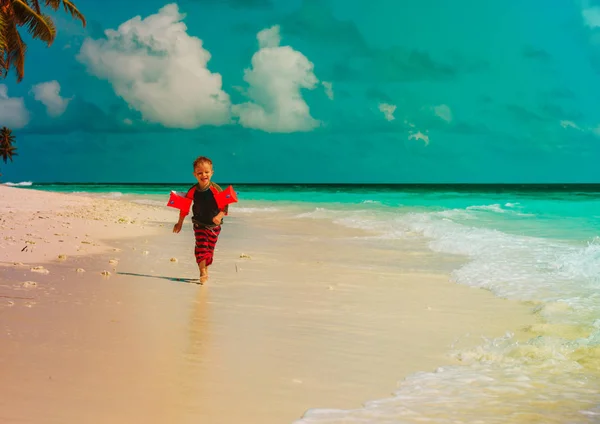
[2,181,33,187]
[131,198,164,207]
[231,206,280,214]
[297,332,600,423]
[293,202,600,424]
[99,191,123,199]
[466,203,534,216]
[307,205,600,313]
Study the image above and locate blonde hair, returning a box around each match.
[193,156,213,169]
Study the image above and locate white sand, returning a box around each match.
[0,186,537,424]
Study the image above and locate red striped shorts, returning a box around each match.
[193,224,221,266]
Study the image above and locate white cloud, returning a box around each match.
[30,80,71,117]
[232,25,320,133]
[560,120,582,130]
[433,104,453,123]
[0,85,30,129]
[76,3,231,129]
[257,25,281,48]
[583,6,600,28]
[378,103,396,121]
[322,81,334,100]
[408,130,430,146]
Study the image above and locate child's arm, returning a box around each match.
[211,182,229,225]
[212,210,226,225]
[173,186,196,233]
[173,212,186,233]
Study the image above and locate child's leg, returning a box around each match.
[194,225,221,284]
[198,260,208,284]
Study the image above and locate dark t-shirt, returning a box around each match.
[184,182,228,228]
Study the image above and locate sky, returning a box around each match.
[1,0,600,183]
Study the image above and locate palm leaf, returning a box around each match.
[12,0,56,45]
[4,18,27,82]
[28,0,43,14]
[0,127,15,147]
[0,144,17,163]
[0,13,6,76]
[0,9,7,52]
[44,0,85,27]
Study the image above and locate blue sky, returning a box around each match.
[1,0,600,183]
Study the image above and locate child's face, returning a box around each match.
[194,162,214,188]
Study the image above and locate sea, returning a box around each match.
[5,181,600,422]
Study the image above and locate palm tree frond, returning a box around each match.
[61,0,85,27]
[0,126,18,164]
[44,0,85,27]
[0,145,17,163]
[0,9,7,52]
[0,127,16,145]
[29,0,43,14]
[4,20,27,82]
[12,0,56,45]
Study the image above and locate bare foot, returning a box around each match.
[199,265,208,285]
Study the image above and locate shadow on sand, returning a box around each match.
[117,272,200,284]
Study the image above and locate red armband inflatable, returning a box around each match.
[212,185,238,210]
[167,191,193,215]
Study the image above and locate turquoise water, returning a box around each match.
[8,182,600,422]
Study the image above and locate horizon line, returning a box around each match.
[18,182,600,187]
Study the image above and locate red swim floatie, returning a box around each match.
[167,191,192,215]
[212,185,238,210]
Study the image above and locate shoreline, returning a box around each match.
[0,186,537,424]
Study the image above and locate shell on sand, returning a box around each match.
[169,257,178,262]
[101,270,111,276]
[142,250,149,255]
[30,266,49,274]
[22,281,38,288]
[58,254,67,261]
[108,259,119,265]
[76,268,86,273]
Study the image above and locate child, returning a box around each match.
[173,156,229,284]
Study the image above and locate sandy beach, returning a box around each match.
[0,185,537,424]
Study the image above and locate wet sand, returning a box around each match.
[0,186,537,424]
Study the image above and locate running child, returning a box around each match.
[173,156,228,284]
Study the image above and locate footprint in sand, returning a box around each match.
[58,254,67,261]
[109,259,119,266]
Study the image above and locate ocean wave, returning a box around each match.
[99,191,123,199]
[2,181,33,187]
[131,198,164,207]
[294,203,600,424]
[233,206,280,214]
[296,204,600,339]
[466,203,534,217]
[297,329,600,423]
